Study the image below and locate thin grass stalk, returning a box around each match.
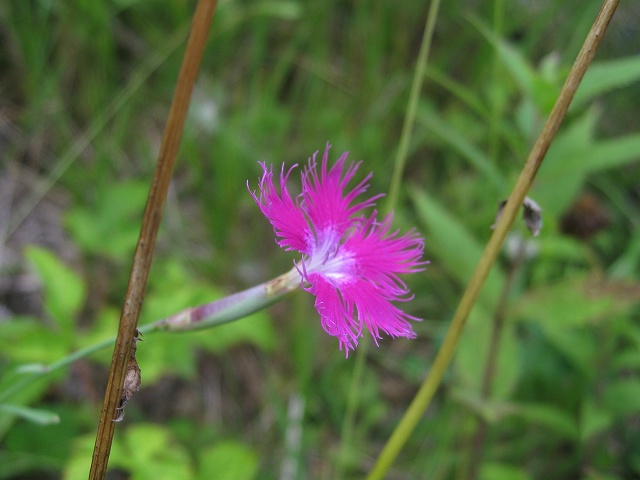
[334,337,369,480]
[386,0,442,211]
[88,1,217,478]
[488,0,505,162]
[366,1,619,478]
[335,2,443,478]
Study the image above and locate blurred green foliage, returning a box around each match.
[1,0,640,479]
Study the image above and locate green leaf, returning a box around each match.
[467,15,559,112]
[0,404,60,425]
[480,462,532,480]
[533,108,598,216]
[574,133,640,173]
[417,105,506,192]
[455,308,520,400]
[603,378,640,419]
[64,425,193,480]
[24,247,85,333]
[511,274,640,329]
[0,317,69,364]
[197,441,259,480]
[64,181,148,260]
[535,112,640,217]
[510,403,580,440]
[572,56,640,109]
[580,397,612,443]
[122,424,193,480]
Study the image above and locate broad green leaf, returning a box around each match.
[576,133,640,173]
[609,235,640,279]
[537,326,596,379]
[197,441,258,480]
[455,308,520,400]
[245,1,302,20]
[511,274,640,328]
[410,188,503,309]
[0,317,69,364]
[480,462,531,480]
[64,433,125,480]
[535,112,640,217]
[64,425,192,480]
[0,404,60,425]
[510,403,579,440]
[572,56,640,109]
[450,389,517,423]
[64,181,148,260]
[603,378,640,419]
[122,424,193,480]
[534,108,598,216]
[580,397,612,443]
[24,247,85,333]
[0,362,54,439]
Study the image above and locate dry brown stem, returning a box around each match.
[88,1,218,478]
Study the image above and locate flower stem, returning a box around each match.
[366,1,619,478]
[0,269,298,405]
[153,268,299,332]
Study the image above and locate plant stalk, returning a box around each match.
[0,269,298,407]
[88,1,217,478]
[337,2,443,477]
[386,0,442,211]
[467,238,527,480]
[366,1,619,478]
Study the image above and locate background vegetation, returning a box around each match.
[1,0,640,478]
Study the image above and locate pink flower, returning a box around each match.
[248,144,427,354]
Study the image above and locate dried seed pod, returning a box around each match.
[113,329,142,422]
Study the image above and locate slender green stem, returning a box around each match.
[488,0,505,163]
[334,336,369,479]
[0,337,117,405]
[336,3,442,477]
[366,2,619,478]
[0,269,298,406]
[386,0,442,211]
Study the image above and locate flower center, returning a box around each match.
[304,229,354,282]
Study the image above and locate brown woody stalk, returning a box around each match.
[88,1,218,478]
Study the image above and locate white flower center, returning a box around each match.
[305,229,354,282]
